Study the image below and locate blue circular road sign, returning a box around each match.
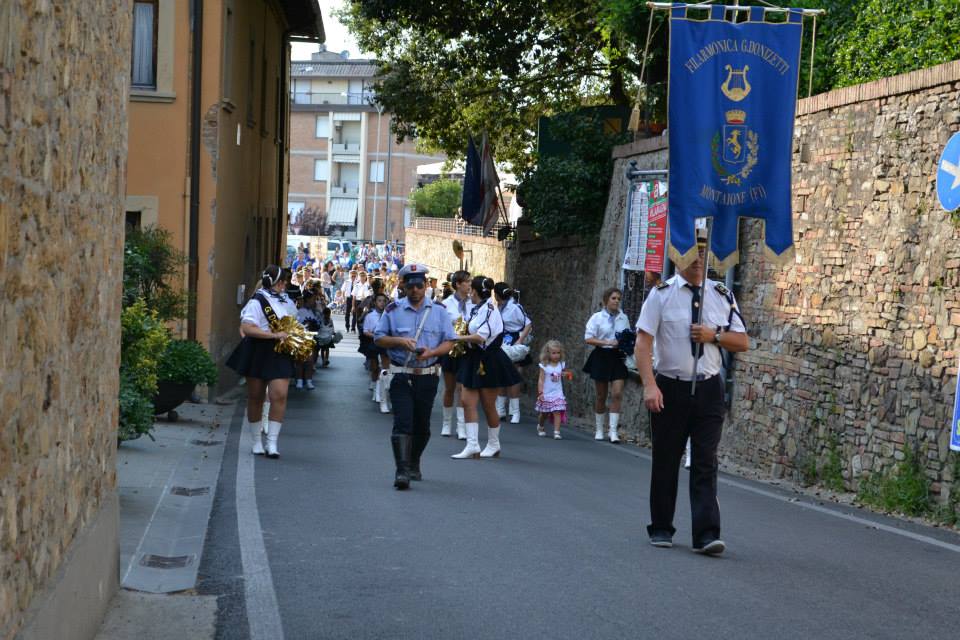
[937,132,960,212]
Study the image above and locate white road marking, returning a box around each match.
[235,417,285,640]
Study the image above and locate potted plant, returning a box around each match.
[154,339,218,420]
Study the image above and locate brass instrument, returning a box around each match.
[271,315,317,362]
[449,316,470,358]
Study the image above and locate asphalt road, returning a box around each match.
[199,327,960,640]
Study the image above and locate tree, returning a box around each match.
[518,111,631,237]
[297,206,328,236]
[409,179,462,218]
[339,0,669,168]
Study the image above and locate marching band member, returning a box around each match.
[439,270,473,439]
[635,234,749,554]
[374,264,456,490]
[294,291,322,390]
[452,277,522,459]
[493,282,532,424]
[351,270,371,332]
[361,292,392,413]
[226,265,297,458]
[583,287,631,442]
[341,269,357,332]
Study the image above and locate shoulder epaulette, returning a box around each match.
[715,282,730,296]
[656,281,669,290]
[385,301,397,312]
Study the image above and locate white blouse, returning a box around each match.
[500,299,531,333]
[584,309,631,349]
[468,301,504,349]
[240,288,298,331]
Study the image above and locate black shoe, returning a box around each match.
[649,533,673,548]
[391,435,412,490]
[409,433,430,481]
[693,539,725,555]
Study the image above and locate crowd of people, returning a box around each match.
[227,228,749,555]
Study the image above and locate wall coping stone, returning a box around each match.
[405,227,506,248]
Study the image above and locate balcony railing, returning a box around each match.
[290,91,376,106]
[330,184,359,197]
[331,142,361,154]
[409,216,508,240]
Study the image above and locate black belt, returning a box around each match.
[657,373,718,383]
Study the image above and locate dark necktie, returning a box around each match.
[685,283,701,357]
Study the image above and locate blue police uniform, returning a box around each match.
[374,264,456,489]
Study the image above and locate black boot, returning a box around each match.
[391,435,412,490]
[409,433,430,481]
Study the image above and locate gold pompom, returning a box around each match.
[271,315,317,362]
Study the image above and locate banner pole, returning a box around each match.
[690,219,712,396]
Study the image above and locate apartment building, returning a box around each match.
[288,48,446,242]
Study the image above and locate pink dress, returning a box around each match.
[535,361,568,421]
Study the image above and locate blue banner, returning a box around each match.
[952,359,960,452]
[668,5,803,270]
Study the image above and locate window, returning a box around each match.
[131,1,158,89]
[245,30,256,127]
[315,115,330,138]
[369,161,385,183]
[314,160,329,182]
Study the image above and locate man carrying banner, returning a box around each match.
[634,231,749,554]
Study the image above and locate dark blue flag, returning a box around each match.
[461,136,484,226]
[668,5,803,271]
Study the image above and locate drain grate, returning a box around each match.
[190,439,223,446]
[140,554,193,569]
[170,486,210,497]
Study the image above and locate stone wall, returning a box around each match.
[0,2,128,637]
[404,226,515,283]
[516,61,960,502]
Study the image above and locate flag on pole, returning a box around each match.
[667,4,803,271]
[461,136,484,226]
[479,133,503,234]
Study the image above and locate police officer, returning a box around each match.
[374,264,457,490]
[634,232,749,554]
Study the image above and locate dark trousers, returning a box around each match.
[344,295,353,331]
[389,373,440,436]
[647,374,724,546]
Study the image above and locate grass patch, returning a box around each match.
[857,444,931,517]
[821,434,845,493]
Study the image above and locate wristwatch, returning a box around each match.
[712,328,722,345]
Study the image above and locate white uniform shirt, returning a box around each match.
[362,309,383,335]
[584,309,631,349]
[240,288,298,331]
[341,277,356,296]
[352,279,371,299]
[441,293,475,325]
[635,274,746,380]
[468,301,504,349]
[499,299,531,334]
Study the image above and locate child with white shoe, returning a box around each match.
[535,340,572,440]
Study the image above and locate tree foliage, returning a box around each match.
[123,226,188,322]
[518,111,631,237]
[296,206,329,236]
[339,0,668,168]
[409,178,462,218]
[831,0,960,87]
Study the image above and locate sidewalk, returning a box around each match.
[96,397,239,639]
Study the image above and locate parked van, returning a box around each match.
[326,239,352,259]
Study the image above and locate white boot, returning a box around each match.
[495,395,507,418]
[265,420,282,458]
[441,407,454,436]
[456,408,466,440]
[262,399,271,437]
[509,398,521,424]
[684,438,692,469]
[379,372,392,414]
[245,416,265,455]
[451,422,481,459]
[480,426,501,458]
[594,413,606,441]
[373,377,381,402]
[609,413,621,443]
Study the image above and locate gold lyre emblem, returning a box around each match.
[721,64,751,102]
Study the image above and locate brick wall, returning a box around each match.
[0,1,128,637]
